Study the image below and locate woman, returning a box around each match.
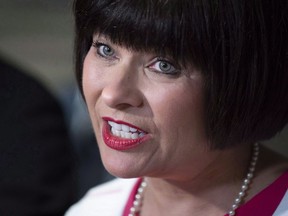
[66,0,288,215]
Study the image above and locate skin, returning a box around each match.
[82,34,288,215]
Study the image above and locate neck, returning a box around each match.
[141,144,255,216]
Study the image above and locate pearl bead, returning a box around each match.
[242,185,249,191]
[133,200,140,206]
[235,198,241,204]
[229,210,236,215]
[238,191,244,197]
[244,179,250,184]
[247,173,253,179]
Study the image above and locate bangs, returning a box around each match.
[85,0,202,66]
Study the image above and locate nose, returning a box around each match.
[101,65,143,109]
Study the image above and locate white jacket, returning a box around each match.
[65,178,137,216]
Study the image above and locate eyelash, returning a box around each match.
[92,41,116,59]
[148,58,181,76]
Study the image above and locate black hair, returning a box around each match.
[73,0,288,149]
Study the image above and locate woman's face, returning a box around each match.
[83,34,212,180]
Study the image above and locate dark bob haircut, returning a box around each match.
[73,0,288,149]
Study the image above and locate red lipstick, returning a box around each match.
[102,117,149,150]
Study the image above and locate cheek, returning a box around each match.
[82,52,105,130]
[82,51,103,107]
[149,82,206,143]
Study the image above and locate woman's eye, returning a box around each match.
[149,59,180,75]
[93,41,115,58]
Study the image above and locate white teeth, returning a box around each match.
[114,123,122,130]
[111,127,121,137]
[108,120,146,139]
[130,127,137,132]
[120,131,126,138]
[111,127,115,134]
[131,133,139,139]
[124,132,131,138]
[139,132,145,138]
[108,121,122,130]
[122,124,130,132]
[111,127,121,136]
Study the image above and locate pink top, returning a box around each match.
[123,171,288,216]
[123,178,143,216]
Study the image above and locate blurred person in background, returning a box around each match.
[0,56,76,216]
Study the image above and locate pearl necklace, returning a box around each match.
[128,143,259,216]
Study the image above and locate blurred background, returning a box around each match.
[0,0,113,203]
[0,0,74,95]
[0,0,287,203]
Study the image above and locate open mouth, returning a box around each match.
[102,117,150,150]
[108,121,146,139]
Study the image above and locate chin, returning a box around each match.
[100,152,146,179]
[104,163,142,179]
[97,139,150,177]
